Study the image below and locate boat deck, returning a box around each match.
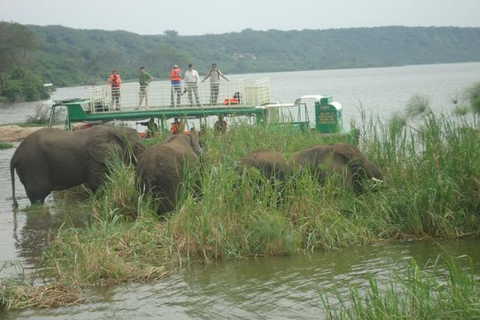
[50,99,269,131]
[50,77,272,130]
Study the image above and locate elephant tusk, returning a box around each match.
[371,177,383,183]
[193,148,202,156]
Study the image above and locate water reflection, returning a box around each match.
[13,205,91,270]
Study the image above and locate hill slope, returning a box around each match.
[26,25,480,86]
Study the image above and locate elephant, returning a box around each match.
[10,125,145,206]
[135,133,202,215]
[238,149,289,182]
[288,143,383,195]
[236,149,290,205]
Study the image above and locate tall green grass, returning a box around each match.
[320,257,480,319]
[34,112,480,290]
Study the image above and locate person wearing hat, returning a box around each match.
[184,63,201,106]
[170,64,182,107]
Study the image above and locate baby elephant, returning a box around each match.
[135,133,202,214]
[288,143,383,195]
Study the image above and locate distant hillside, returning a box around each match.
[26,25,480,86]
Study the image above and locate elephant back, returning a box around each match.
[240,149,289,181]
[85,126,145,164]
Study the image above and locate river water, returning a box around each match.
[1,62,480,319]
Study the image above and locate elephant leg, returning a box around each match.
[155,188,176,214]
[23,175,52,204]
[348,161,366,195]
[155,178,179,215]
[86,163,107,192]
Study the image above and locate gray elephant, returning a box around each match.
[288,143,383,195]
[135,133,202,215]
[10,125,145,206]
[238,149,289,182]
[237,149,289,205]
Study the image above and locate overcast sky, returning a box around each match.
[1,0,479,36]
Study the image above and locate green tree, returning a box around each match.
[0,22,39,91]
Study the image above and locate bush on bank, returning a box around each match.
[1,73,50,102]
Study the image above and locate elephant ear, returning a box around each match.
[185,132,202,155]
[86,134,122,164]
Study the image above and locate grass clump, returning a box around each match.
[320,257,480,319]
[0,142,14,149]
[0,261,84,311]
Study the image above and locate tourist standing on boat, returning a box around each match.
[137,66,153,110]
[170,64,182,107]
[202,63,229,105]
[184,63,201,106]
[109,70,122,110]
[214,115,228,134]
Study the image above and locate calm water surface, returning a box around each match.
[1,63,480,319]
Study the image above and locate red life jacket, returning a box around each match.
[170,68,182,82]
[110,74,121,87]
[171,121,183,134]
[223,98,239,105]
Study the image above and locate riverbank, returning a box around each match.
[0,123,93,142]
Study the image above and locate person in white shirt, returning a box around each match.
[202,63,229,105]
[184,63,201,106]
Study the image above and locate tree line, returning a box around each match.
[1,22,480,101]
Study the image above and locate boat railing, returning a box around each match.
[87,77,271,113]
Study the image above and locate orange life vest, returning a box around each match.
[110,74,121,87]
[170,68,182,82]
[171,121,183,134]
[223,98,239,105]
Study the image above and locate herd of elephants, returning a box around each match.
[9,125,383,214]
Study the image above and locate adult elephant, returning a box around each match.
[237,149,290,205]
[10,125,145,206]
[238,149,289,182]
[288,143,383,195]
[135,133,202,215]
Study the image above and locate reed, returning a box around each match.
[31,108,480,292]
[320,257,480,319]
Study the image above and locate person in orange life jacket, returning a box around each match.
[171,117,184,134]
[201,63,229,105]
[109,70,122,110]
[170,64,182,107]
